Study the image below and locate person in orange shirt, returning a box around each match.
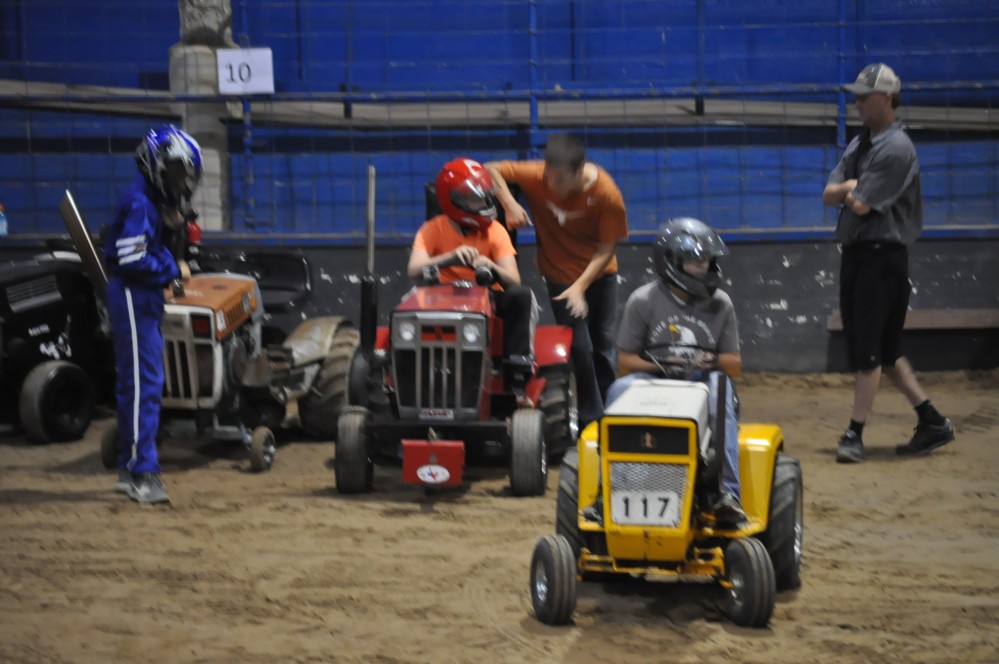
[408,158,537,393]
[486,134,628,428]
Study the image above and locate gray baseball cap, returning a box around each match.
[844,63,901,95]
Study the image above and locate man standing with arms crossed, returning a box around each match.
[486,134,628,429]
[822,63,955,463]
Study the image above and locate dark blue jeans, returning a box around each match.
[545,274,618,429]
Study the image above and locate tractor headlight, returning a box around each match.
[398,321,416,342]
[462,322,481,343]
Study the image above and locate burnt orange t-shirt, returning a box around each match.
[412,214,517,290]
[493,160,628,284]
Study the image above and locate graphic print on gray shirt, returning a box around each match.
[616,280,740,369]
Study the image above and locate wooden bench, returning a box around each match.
[826,308,999,332]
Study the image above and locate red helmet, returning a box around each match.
[435,158,498,230]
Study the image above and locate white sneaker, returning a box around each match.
[126,473,170,504]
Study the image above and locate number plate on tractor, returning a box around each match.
[611,490,680,526]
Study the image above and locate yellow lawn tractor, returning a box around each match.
[529,377,803,628]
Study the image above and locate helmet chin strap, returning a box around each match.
[162,206,185,230]
[665,282,692,304]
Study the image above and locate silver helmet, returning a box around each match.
[653,217,728,299]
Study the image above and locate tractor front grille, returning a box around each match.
[610,462,689,502]
[392,312,487,420]
[163,339,194,400]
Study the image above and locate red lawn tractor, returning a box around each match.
[334,179,577,496]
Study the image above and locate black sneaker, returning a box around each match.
[712,493,748,528]
[836,430,864,463]
[581,497,603,525]
[896,418,955,456]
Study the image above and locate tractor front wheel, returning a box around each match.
[249,426,276,472]
[723,537,776,628]
[530,534,577,625]
[334,406,373,494]
[510,408,546,497]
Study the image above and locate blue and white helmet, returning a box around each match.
[135,124,203,206]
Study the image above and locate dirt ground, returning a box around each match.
[1,370,997,664]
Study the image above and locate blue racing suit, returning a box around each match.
[103,174,180,475]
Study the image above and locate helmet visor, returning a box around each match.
[451,187,498,220]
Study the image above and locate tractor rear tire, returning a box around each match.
[101,422,119,470]
[539,365,579,459]
[334,406,373,494]
[300,326,360,440]
[555,448,585,559]
[19,360,94,443]
[530,534,577,625]
[759,454,803,590]
[509,408,546,497]
[723,537,776,628]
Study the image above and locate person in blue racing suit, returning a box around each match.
[105,124,202,504]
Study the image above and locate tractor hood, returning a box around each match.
[395,284,492,315]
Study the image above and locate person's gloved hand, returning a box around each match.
[691,350,717,372]
[163,207,184,230]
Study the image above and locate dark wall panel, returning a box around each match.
[212,237,999,374]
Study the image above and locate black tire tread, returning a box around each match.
[334,406,373,494]
[555,448,585,559]
[19,360,94,443]
[300,327,360,439]
[510,408,546,497]
[530,534,578,625]
[539,366,577,458]
[724,537,776,628]
[759,454,803,590]
[100,422,119,470]
[249,426,275,472]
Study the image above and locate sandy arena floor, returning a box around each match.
[1,370,997,664]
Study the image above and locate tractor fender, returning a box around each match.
[374,325,390,353]
[281,315,352,366]
[534,325,572,367]
[575,431,601,511]
[737,423,784,524]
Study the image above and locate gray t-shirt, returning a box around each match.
[827,121,923,246]
[617,280,740,368]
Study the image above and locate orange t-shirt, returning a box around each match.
[412,214,517,290]
[493,160,628,284]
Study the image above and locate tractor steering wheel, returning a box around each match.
[420,254,498,288]
[642,341,717,380]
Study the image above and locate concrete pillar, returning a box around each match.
[169,0,236,231]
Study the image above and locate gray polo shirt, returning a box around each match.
[617,280,739,367]
[827,121,923,246]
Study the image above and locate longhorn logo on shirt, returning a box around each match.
[544,201,584,227]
